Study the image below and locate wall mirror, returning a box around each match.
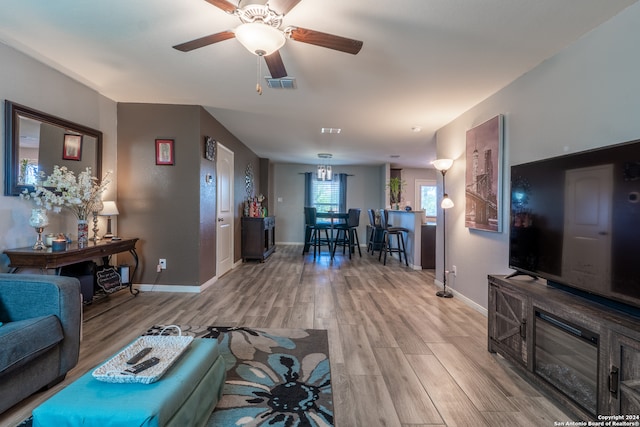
[4,100,103,196]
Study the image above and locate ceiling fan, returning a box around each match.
[173,0,364,80]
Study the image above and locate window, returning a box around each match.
[312,178,340,213]
[305,173,347,213]
[415,179,437,218]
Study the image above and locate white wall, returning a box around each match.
[435,3,640,309]
[0,43,117,271]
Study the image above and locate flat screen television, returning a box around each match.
[509,139,640,311]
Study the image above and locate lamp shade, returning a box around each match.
[100,201,119,216]
[235,23,286,56]
[431,158,454,172]
[441,194,454,209]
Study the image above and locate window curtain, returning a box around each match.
[304,172,313,207]
[337,173,347,213]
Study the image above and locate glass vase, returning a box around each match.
[28,208,49,250]
[77,220,89,248]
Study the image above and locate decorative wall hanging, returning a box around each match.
[465,114,504,232]
[245,163,255,199]
[155,139,174,165]
[204,136,215,161]
[63,134,82,161]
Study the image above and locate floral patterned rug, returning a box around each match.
[18,325,333,427]
[145,325,333,427]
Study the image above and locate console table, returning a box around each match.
[3,238,139,296]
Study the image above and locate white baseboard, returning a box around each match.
[433,279,487,317]
[136,274,218,293]
[136,283,202,293]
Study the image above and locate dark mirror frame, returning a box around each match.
[4,100,103,196]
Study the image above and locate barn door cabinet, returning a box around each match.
[488,274,640,420]
[608,332,640,415]
[488,279,530,368]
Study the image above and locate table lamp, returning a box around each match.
[100,201,119,239]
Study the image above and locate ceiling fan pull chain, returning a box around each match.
[256,54,263,95]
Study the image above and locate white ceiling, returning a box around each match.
[0,0,636,168]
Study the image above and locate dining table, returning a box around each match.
[303,211,348,257]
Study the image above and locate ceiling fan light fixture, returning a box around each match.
[235,22,286,56]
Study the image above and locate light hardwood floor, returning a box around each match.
[1,244,574,426]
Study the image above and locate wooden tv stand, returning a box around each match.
[488,274,640,420]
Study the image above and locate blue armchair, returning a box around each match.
[0,274,81,414]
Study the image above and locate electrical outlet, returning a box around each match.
[452,265,457,276]
[159,259,167,270]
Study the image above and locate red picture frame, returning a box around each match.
[155,139,174,165]
[62,134,82,161]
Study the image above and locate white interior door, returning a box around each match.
[216,143,234,277]
[561,164,613,292]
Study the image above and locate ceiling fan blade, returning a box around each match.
[264,51,287,78]
[288,27,363,55]
[268,0,303,15]
[204,0,237,13]
[173,31,236,52]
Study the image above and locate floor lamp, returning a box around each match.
[432,159,454,298]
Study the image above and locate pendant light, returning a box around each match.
[317,153,333,181]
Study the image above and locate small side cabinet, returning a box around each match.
[241,216,275,262]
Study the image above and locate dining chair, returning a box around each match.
[303,207,332,259]
[332,208,362,259]
[378,209,409,266]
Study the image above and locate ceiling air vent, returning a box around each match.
[265,77,297,89]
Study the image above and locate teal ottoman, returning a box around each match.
[33,338,226,427]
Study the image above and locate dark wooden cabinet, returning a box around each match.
[488,275,640,419]
[420,224,436,269]
[241,216,275,262]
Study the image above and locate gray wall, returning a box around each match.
[0,43,118,271]
[117,103,202,286]
[272,163,386,244]
[434,2,640,310]
[116,103,261,286]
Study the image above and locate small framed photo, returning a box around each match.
[156,139,174,165]
[62,134,82,161]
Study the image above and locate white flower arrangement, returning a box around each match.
[21,166,111,220]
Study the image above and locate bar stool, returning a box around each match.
[367,209,384,256]
[378,209,409,266]
[332,208,362,259]
[303,207,332,259]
